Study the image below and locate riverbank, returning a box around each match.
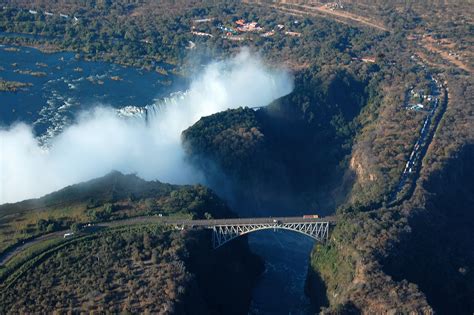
[0,34,180,75]
[0,44,181,142]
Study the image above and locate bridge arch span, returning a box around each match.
[210,221,329,249]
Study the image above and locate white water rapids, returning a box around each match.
[0,50,293,204]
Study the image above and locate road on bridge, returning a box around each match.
[95,215,337,229]
[0,215,337,266]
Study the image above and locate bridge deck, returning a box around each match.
[165,216,337,227]
[203,217,334,248]
[0,215,336,266]
[103,215,336,228]
[95,215,337,230]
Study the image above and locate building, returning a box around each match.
[285,31,301,37]
[191,31,213,37]
[237,21,263,32]
[361,56,376,63]
[193,18,213,23]
[262,31,275,37]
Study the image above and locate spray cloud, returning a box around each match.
[0,49,293,204]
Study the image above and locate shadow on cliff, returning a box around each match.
[182,68,373,217]
[382,143,474,314]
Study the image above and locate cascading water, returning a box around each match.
[145,91,188,125]
[1,48,293,204]
[1,44,312,314]
[116,92,189,124]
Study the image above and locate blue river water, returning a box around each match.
[0,44,315,315]
[0,44,179,141]
[248,231,315,315]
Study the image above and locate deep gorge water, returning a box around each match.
[248,231,314,315]
[0,45,314,315]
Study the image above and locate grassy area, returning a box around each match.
[309,218,357,305]
[0,224,166,287]
[0,237,64,284]
[0,172,232,260]
[2,216,265,313]
[1,225,182,308]
[311,243,354,288]
[0,203,95,256]
[0,220,263,313]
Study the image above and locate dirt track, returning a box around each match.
[247,1,471,73]
[301,3,388,31]
[246,1,388,32]
[421,37,472,73]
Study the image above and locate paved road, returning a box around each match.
[0,231,65,266]
[105,215,337,228]
[0,215,336,266]
[388,64,447,204]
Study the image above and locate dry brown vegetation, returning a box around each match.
[247,0,388,31]
[0,1,472,313]
[0,172,231,263]
[421,35,472,73]
[1,226,191,313]
[0,173,261,314]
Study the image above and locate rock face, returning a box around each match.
[382,144,474,314]
[182,68,371,215]
[305,145,473,314]
[349,154,378,183]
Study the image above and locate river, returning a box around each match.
[0,43,179,142]
[248,231,315,315]
[0,44,315,315]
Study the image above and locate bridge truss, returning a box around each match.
[210,221,330,249]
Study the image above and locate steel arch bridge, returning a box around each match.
[210,221,330,249]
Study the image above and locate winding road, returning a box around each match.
[388,59,448,204]
[0,215,336,266]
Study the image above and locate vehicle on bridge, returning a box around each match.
[303,214,319,219]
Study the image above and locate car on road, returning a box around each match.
[63,232,74,238]
[303,214,320,219]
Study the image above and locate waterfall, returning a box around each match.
[144,91,188,126]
